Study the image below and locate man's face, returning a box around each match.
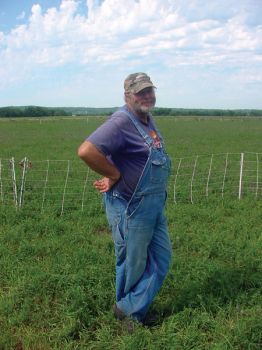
[128,87,156,114]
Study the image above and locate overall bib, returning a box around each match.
[104,109,172,321]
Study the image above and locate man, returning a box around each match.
[78,73,172,327]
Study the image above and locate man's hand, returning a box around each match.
[93,177,119,193]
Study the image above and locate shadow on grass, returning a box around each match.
[157,264,261,323]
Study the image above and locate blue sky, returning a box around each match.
[0,0,261,109]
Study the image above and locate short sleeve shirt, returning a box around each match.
[87,105,162,200]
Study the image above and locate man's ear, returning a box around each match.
[124,91,130,102]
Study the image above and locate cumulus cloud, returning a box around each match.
[0,0,261,93]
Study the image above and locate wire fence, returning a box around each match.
[171,152,261,203]
[0,152,262,215]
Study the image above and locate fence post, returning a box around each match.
[174,158,182,203]
[206,154,213,198]
[238,153,244,200]
[41,160,50,213]
[61,160,70,215]
[221,153,229,198]
[19,157,28,208]
[81,167,90,212]
[191,155,198,204]
[256,153,259,199]
[10,157,18,209]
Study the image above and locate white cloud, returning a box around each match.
[1,1,261,65]
[0,0,261,108]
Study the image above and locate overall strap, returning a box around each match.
[120,107,153,147]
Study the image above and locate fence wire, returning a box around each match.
[1,152,262,215]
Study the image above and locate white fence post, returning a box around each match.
[19,157,28,208]
[206,154,213,198]
[81,167,90,212]
[41,160,50,212]
[61,160,70,215]
[256,153,259,199]
[222,153,229,198]
[174,158,182,203]
[191,155,198,204]
[239,153,244,200]
[10,157,18,209]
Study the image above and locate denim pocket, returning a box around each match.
[150,162,170,183]
[112,223,125,246]
[105,194,126,227]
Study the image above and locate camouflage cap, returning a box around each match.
[124,72,156,94]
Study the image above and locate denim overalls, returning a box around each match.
[104,109,172,321]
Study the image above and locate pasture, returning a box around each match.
[0,116,262,349]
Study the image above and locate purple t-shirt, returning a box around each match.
[87,105,162,200]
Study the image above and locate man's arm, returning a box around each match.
[78,140,121,192]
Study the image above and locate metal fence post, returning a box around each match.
[19,157,28,208]
[206,154,213,198]
[239,153,244,200]
[174,158,182,204]
[191,155,198,204]
[10,157,18,209]
[61,160,70,215]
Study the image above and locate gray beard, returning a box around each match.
[135,102,155,114]
[140,105,153,113]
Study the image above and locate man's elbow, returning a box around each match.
[78,141,91,160]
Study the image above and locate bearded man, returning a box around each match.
[78,73,172,329]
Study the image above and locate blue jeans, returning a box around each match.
[105,191,172,321]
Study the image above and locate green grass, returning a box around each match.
[0,117,262,349]
[1,116,262,160]
[0,200,261,349]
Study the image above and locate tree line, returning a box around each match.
[152,107,262,117]
[0,106,70,118]
[1,105,262,118]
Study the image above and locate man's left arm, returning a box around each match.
[78,140,121,192]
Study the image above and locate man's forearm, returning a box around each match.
[78,141,120,181]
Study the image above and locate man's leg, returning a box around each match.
[117,202,172,321]
[136,211,172,320]
[116,219,155,321]
[104,194,127,302]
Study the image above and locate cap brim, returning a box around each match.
[133,82,156,93]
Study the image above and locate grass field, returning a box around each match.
[0,116,262,349]
[1,116,262,159]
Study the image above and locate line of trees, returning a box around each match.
[152,107,262,117]
[1,105,262,118]
[0,106,70,118]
